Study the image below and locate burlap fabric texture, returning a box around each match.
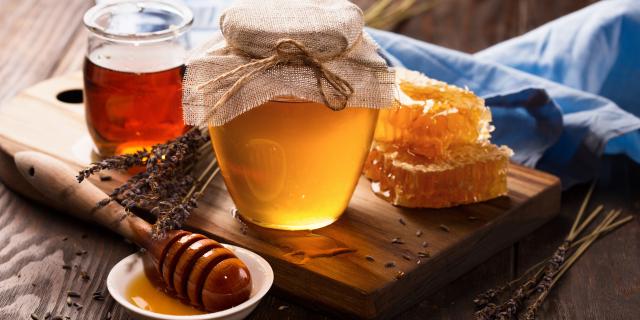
[182,0,396,126]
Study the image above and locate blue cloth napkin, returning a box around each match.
[186,0,640,189]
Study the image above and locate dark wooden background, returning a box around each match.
[1,0,637,319]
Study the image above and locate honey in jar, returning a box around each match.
[210,98,379,230]
[82,0,193,156]
[83,45,187,156]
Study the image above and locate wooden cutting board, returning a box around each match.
[0,73,561,319]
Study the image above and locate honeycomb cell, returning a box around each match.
[364,68,512,208]
[364,142,512,208]
[374,68,493,161]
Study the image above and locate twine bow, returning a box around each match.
[196,39,355,120]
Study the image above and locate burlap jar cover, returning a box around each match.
[182,0,396,126]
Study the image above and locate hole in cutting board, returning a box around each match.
[56,89,83,104]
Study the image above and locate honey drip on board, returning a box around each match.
[210,100,378,230]
[233,209,356,264]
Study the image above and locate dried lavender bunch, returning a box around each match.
[532,241,569,294]
[474,272,542,320]
[77,149,149,182]
[472,182,633,320]
[77,128,217,239]
[153,192,199,238]
[474,285,510,309]
[476,241,570,319]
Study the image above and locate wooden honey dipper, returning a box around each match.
[14,151,252,312]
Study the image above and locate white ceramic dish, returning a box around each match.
[107,244,273,320]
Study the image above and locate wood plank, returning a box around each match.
[0,182,134,319]
[513,157,640,319]
[50,27,88,77]
[0,0,92,104]
[354,0,598,53]
[0,73,561,319]
[398,246,515,319]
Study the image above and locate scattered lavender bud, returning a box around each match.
[80,271,90,281]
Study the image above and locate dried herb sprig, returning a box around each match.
[364,0,439,30]
[77,150,149,182]
[473,181,634,320]
[522,209,628,320]
[151,157,220,239]
[77,128,217,239]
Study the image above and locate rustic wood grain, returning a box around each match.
[355,0,599,53]
[401,247,515,319]
[0,182,134,319]
[0,73,561,318]
[1,0,636,319]
[513,157,640,319]
[50,27,88,77]
[0,0,91,104]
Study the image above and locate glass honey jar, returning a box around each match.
[210,97,379,230]
[83,0,193,156]
[182,0,395,230]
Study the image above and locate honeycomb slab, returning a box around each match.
[364,68,512,208]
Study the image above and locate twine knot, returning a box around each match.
[196,38,355,122]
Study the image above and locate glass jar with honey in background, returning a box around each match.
[83,0,193,156]
[210,98,379,230]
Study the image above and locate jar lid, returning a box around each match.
[220,1,363,59]
[83,0,193,43]
[182,0,396,127]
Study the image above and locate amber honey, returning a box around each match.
[83,45,187,156]
[126,272,205,316]
[210,99,378,230]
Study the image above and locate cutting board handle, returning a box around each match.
[14,151,152,246]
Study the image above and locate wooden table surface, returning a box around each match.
[0,0,637,319]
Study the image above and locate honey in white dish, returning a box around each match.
[126,272,206,316]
